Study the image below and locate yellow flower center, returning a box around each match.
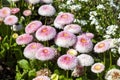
[41,28,48,33]
[61,14,68,19]
[31,45,36,49]
[94,65,101,70]
[2,10,7,14]
[64,56,70,61]
[80,38,87,43]
[43,49,48,53]
[98,43,105,48]
[63,33,68,37]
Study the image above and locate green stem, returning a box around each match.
[45,17,47,25]
[103,53,106,65]
[66,70,69,79]
[0,0,2,8]
[97,73,102,80]
[110,52,112,67]
[84,67,87,76]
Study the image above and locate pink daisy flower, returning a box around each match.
[26,0,40,4]
[91,63,105,73]
[4,15,18,25]
[55,31,77,48]
[40,0,53,4]
[16,34,33,45]
[85,32,94,39]
[57,54,78,70]
[54,12,74,25]
[11,8,20,14]
[25,20,42,34]
[77,54,94,66]
[94,39,111,53]
[74,35,93,53]
[23,42,44,59]
[64,24,81,34]
[35,47,56,61]
[35,25,56,41]
[54,20,64,29]
[67,49,78,56]
[38,4,56,16]
[0,7,11,18]
[117,57,120,67]
[23,10,32,16]
[33,76,50,80]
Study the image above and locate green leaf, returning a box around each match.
[0,45,5,57]
[28,69,36,78]
[15,72,22,80]
[2,35,8,43]
[18,59,30,70]
[51,73,59,80]
[3,43,9,49]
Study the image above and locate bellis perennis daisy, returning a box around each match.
[57,54,78,70]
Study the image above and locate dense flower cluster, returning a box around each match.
[0,0,120,80]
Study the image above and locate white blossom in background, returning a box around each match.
[89,11,97,16]
[97,4,105,9]
[109,0,119,10]
[69,5,81,11]
[89,11,99,25]
[79,0,88,2]
[90,18,99,25]
[66,0,74,4]
[103,35,111,39]
[58,4,66,9]
[110,39,119,48]
[118,13,120,19]
[111,48,117,53]
[106,25,118,35]
[79,20,87,26]
[74,19,87,26]
[96,25,103,30]
[118,47,120,54]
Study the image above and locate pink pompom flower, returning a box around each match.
[38,4,56,16]
[11,8,20,14]
[40,0,53,4]
[91,63,105,73]
[54,20,64,29]
[25,20,42,34]
[16,34,33,45]
[77,54,94,66]
[85,32,94,39]
[4,15,18,25]
[0,7,11,18]
[94,39,111,53]
[74,34,93,53]
[26,0,40,4]
[23,42,44,59]
[33,76,50,80]
[23,10,32,16]
[57,54,78,70]
[54,12,74,26]
[64,24,81,34]
[35,47,56,61]
[55,31,77,48]
[35,25,56,41]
